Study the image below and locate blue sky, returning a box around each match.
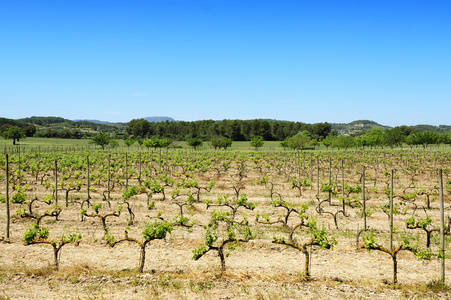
[1,0,450,126]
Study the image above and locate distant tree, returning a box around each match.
[332,136,355,150]
[228,120,245,141]
[0,124,10,133]
[159,138,172,148]
[142,138,158,150]
[210,136,222,150]
[283,131,311,150]
[321,135,335,150]
[124,138,136,148]
[1,126,26,145]
[309,139,319,149]
[405,134,420,149]
[187,137,203,150]
[210,136,232,150]
[60,129,72,138]
[109,139,119,149]
[414,131,440,148]
[311,122,332,140]
[250,136,264,150]
[280,139,289,149]
[91,132,111,150]
[383,128,405,148]
[439,132,451,147]
[126,119,151,137]
[71,129,82,139]
[43,128,58,138]
[137,138,143,147]
[360,128,384,149]
[142,137,171,150]
[219,137,232,150]
[23,125,37,137]
[396,125,418,137]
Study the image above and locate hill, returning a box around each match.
[17,116,126,138]
[144,116,175,122]
[331,120,391,136]
[73,119,115,124]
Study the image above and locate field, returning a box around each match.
[0,137,284,154]
[0,147,450,299]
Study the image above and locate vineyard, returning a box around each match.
[0,148,450,299]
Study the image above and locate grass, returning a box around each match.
[3,136,441,155]
[0,137,92,150]
[0,137,286,153]
[426,278,449,291]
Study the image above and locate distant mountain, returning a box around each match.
[73,119,113,124]
[143,116,175,122]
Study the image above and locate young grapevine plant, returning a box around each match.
[193,210,255,272]
[272,216,337,279]
[23,224,82,270]
[361,231,431,284]
[107,220,173,273]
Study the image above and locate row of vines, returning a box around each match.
[0,148,450,285]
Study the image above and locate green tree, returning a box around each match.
[23,125,37,137]
[322,135,335,150]
[283,131,311,150]
[91,132,111,150]
[311,122,332,140]
[124,138,136,148]
[383,128,405,148]
[417,131,439,148]
[187,137,203,150]
[332,135,355,150]
[406,131,439,149]
[159,137,172,148]
[109,139,119,149]
[228,120,244,141]
[210,136,232,150]
[250,136,264,150]
[143,138,158,150]
[1,126,26,145]
[126,119,151,137]
[439,132,451,147]
[359,128,384,149]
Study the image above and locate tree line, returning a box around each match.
[319,127,451,150]
[126,119,332,141]
[2,116,451,150]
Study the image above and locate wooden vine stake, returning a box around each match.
[296,151,300,178]
[328,157,332,202]
[87,156,90,200]
[125,152,128,189]
[5,154,10,239]
[138,152,142,184]
[341,160,345,200]
[108,154,111,201]
[310,153,313,189]
[316,156,320,197]
[390,169,394,251]
[439,168,445,283]
[362,166,366,231]
[54,160,58,207]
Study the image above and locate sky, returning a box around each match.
[1,0,450,126]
